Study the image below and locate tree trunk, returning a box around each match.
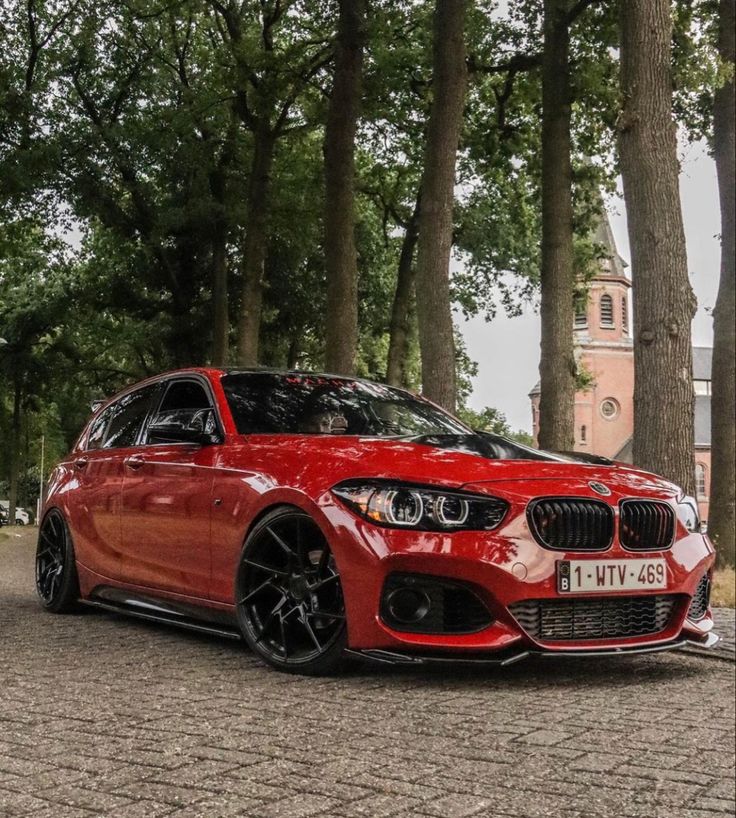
[710,0,735,566]
[414,0,469,412]
[537,0,576,452]
[8,376,21,526]
[211,223,229,366]
[323,0,366,375]
[618,0,697,495]
[209,123,237,367]
[387,193,421,387]
[236,129,275,366]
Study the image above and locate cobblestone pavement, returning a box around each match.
[1,528,734,818]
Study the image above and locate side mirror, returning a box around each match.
[147,409,221,446]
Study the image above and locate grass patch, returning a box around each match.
[712,567,736,608]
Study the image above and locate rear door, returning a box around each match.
[70,384,160,581]
[119,377,219,598]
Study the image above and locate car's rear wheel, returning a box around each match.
[236,508,347,675]
[35,510,80,613]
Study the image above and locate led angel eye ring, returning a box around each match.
[435,495,470,526]
[385,489,424,526]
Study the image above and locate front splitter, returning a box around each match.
[346,632,721,666]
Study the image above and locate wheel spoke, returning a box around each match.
[299,614,323,651]
[254,597,287,644]
[306,610,345,621]
[317,545,330,577]
[40,530,55,548]
[266,526,297,561]
[238,578,282,605]
[309,573,340,591]
[243,559,288,577]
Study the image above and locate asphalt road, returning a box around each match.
[1,527,734,818]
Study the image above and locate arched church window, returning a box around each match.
[600,294,614,327]
[696,463,707,498]
[580,424,587,443]
[622,295,628,333]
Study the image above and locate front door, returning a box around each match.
[119,378,218,599]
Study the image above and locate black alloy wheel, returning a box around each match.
[236,508,347,675]
[35,510,80,613]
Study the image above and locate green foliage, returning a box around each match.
[0,0,721,493]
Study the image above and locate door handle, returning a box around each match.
[74,457,88,470]
[125,455,145,470]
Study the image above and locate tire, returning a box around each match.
[35,510,80,613]
[236,507,348,675]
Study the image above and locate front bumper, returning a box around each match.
[326,504,717,656]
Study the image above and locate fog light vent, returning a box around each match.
[687,574,710,621]
[380,573,492,635]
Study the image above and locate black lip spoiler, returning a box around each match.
[346,633,721,666]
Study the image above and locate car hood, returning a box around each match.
[233,434,681,501]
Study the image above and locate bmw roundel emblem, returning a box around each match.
[588,481,611,496]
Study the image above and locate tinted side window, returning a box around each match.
[103,385,159,449]
[86,407,113,451]
[159,380,211,412]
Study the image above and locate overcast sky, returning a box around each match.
[460,139,721,433]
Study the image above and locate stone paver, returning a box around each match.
[1,528,734,818]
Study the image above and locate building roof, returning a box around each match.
[614,437,633,463]
[694,394,711,447]
[613,396,711,462]
[693,346,712,381]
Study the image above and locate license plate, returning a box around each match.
[557,559,667,593]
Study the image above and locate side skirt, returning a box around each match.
[83,586,242,641]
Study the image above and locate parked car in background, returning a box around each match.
[36,368,719,675]
[0,502,31,526]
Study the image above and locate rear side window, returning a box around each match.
[102,385,159,449]
[86,407,113,450]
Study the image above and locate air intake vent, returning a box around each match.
[687,574,710,621]
[619,500,675,550]
[509,595,676,641]
[381,574,493,635]
[528,498,614,551]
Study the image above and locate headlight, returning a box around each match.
[676,495,700,533]
[331,481,508,531]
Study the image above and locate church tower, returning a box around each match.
[530,213,634,459]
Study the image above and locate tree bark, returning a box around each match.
[710,0,736,566]
[387,193,421,387]
[211,222,229,366]
[618,0,697,495]
[323,0,365,375]
[414,0,469,412]
[537,0,576,452]
[236,129,275,366]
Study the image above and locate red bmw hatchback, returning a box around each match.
[37,368,719,674]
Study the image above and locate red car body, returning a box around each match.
[41,367,718,668]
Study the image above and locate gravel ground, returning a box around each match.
[1,527,734,818]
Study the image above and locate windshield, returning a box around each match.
[221,373,470,437]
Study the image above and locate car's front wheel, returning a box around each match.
[236,508,347,675]
[35,510,80,613]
